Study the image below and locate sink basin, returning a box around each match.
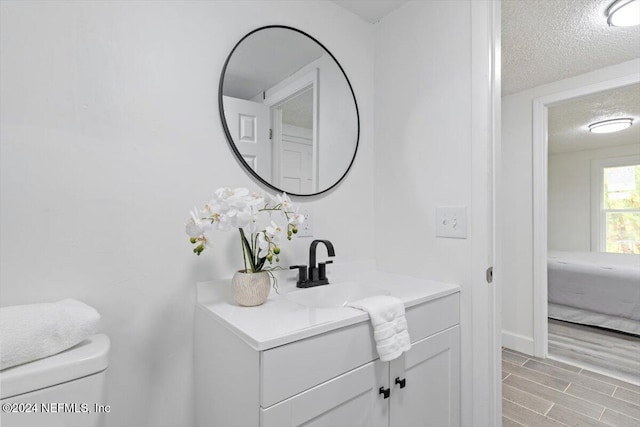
[284,282,390,308]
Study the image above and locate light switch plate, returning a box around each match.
[436,206,467,239]
[297,207,313,238]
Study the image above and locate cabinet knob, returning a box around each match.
[378,386,390,399]
[395,377,407,389]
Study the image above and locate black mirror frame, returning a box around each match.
[218,25,360,197]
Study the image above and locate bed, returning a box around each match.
[548,251,640,335]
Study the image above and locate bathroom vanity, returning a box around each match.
[195,263,460,427]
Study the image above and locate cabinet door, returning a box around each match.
[389,326,460,427]
[261,360,389,427]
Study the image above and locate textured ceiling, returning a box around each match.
[333,0,639,95]
[282,89,313,129]
[330,0,640,152]
[548,83,640,153]
[223,28,324,100]
[502,0,640,96]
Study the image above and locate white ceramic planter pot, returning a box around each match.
[231,270,271,307]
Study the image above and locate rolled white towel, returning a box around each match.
[0,299,100,370]
[346,295,411,362]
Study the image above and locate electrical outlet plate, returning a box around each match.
[436,206,467,239]
[297,207,313,238]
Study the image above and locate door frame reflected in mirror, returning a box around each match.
[265,69,319,194]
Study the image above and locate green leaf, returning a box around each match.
[239,229,257,272]
[256,256,266,272]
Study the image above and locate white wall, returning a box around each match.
[501,59,640,353]
[0,1,374,426]
[548,144,640,251]
[374,1,481,424]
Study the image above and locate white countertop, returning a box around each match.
[196,261,460,351]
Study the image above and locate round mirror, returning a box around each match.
[219,26,360,196]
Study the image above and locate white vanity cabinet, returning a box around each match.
[195,274,460,427]
[260,324,460,427]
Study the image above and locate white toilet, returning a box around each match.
[0,334,110,427]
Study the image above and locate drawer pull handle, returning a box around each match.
[379,387,390,399]
[395,377,407,389]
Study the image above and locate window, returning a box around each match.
[591,156,640,254]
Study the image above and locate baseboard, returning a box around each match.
[502,330,535,355]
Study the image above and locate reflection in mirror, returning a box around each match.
[273,87,315,193]
[219,26,359,196]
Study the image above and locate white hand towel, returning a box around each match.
[0,299,100,370]
[346,295,411,362]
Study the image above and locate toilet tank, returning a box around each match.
[0,334,110,427]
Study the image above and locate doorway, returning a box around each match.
[264,69,318,195]
[531,73,640,379]
[269,86,315,194]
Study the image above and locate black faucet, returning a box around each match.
[290,239,335,288]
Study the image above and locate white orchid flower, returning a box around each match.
[246,192,265,208]
[185,207,207,238]
[288,208,306,226]
[260,191,274,207]
[187,187,300,267]
[203,194,230,220]
[276,192,293,210]
[202,200,216,217]
[265,221,284,246]
[257,232,270,257]
[232,187,249,197]
[231,210,252,228]
[209,188,239,211]
[265,221,283,236]
[214,214,231,231]
[214,187,234,199]
[245,207,261,234]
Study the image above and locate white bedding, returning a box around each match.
[548,251,640,334]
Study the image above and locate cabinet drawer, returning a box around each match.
[406,293,459,343]
[261,319,377,408]
[261,292,459,407]
[260,362,385,427]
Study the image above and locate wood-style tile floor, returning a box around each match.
[502,348,640,427]
[548,319,640,385]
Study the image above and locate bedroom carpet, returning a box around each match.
[502,348,640,427]
[548,319,640,385]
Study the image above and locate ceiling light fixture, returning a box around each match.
[588,118,634,133]
[607,0,640,26]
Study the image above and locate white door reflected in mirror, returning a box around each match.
[222,96,271,178]
[273,88,315,194]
